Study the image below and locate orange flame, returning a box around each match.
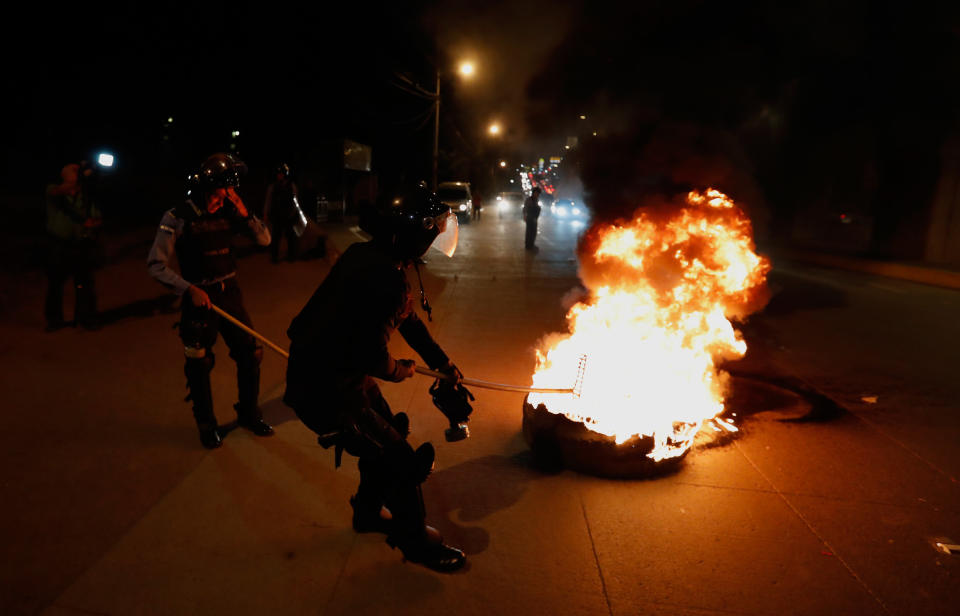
[529,189,770,460]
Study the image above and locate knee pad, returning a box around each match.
[391,412,411,438]
[384,441,434,487]
[179,318,216,349]
[184,348,215,375]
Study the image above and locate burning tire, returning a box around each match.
[522,395,687,478]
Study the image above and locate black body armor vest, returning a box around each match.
[175,200,237,283]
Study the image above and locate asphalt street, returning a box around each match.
[1,206,958,615]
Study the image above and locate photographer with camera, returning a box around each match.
[44,161,102,331]
[283,182,468,573]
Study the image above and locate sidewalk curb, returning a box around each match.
[781,250,960,291]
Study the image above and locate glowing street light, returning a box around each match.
[488,123,501,136]
[430,59,478,190]
[499,160,507,168]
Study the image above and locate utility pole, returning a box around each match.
[432,71,440,192]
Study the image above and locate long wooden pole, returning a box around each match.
[414,366,573,395]
[210,303,575,395]
[210,303,290,359]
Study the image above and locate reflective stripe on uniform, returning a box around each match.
[184,345,206,358]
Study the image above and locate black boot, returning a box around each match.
[388,536,466,572]
[385,483,465,572]
[235,349,272,436]
[199,424,222,449]
[185,356,221,449]
[235,403,274,436]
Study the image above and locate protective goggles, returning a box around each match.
[422,213,449,232]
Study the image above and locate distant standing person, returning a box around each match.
[471,190,482,221]
[522,186,542,251]
[44,161,102,331]
[147,153,274,449]
[263,163,300,263]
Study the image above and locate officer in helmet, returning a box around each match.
[147,153,274,449]
[263,162,302,263]
[284,182,467,572]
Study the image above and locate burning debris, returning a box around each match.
[526,188,770,468]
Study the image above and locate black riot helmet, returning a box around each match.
[198,153,248,189]
[376,182,457,261]
[185,153,247,202]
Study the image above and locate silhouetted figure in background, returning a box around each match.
[263,163,300,262]
[44,162,102,331]
[472,190,482,221]
[522,186,542,250]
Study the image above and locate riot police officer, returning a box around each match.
[284,183,467,572]
[263,163,301,263]
[147,153,274,449]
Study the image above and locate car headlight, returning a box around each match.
[572,207,581,216]
[459,204,468,211]
[556,206,568,217]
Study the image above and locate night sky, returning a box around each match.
[5,1,959,256]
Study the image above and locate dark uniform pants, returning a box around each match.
[525,218,538,248]
[45,238,98,326]
[293,375,429,543]
[270,218,300,262]
[180,278,263,429]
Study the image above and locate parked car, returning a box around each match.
[437,181,473,222]
[495,191,525,219]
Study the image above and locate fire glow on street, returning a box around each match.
[529,189,771,460]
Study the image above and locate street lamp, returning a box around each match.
[499,160,507,168]
[431,60,475,191]
[488,123,501,136]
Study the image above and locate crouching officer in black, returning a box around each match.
[284,183,468,572]
[147,153,274,449]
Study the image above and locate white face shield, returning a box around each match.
[429,211,459,257]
